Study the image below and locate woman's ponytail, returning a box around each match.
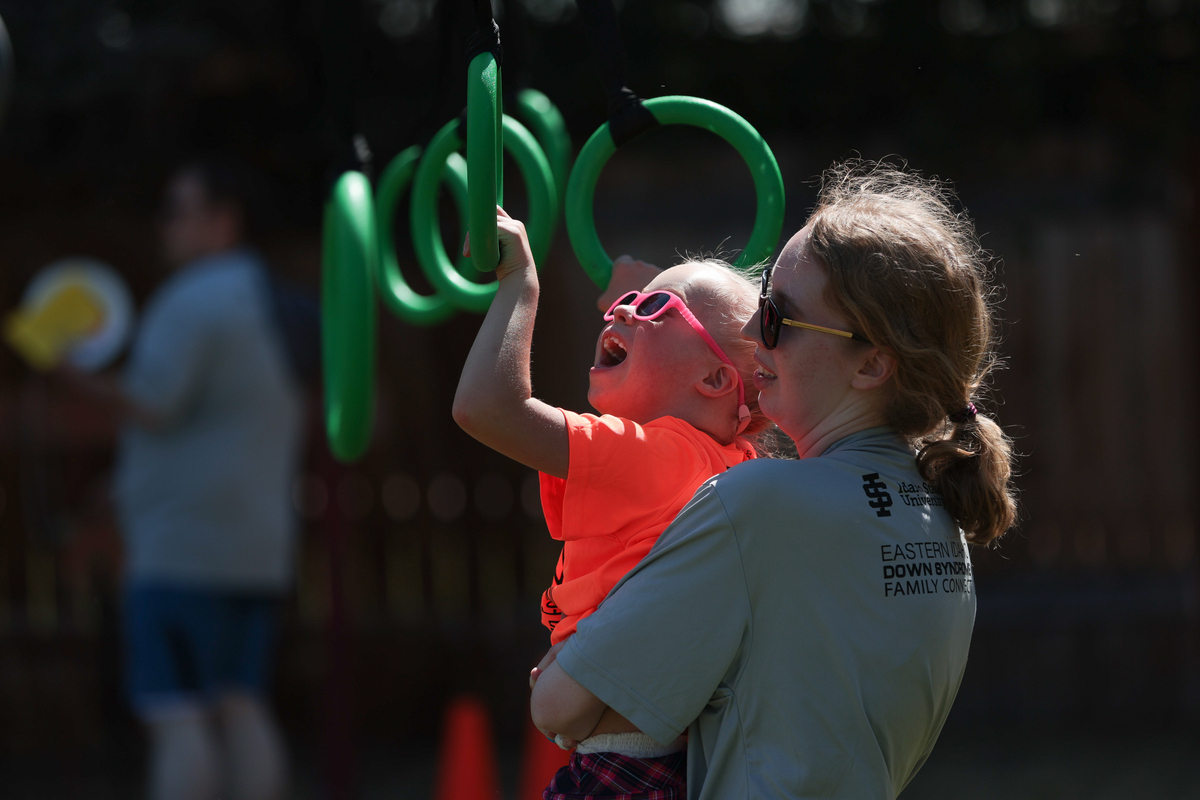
[916,413,1016,545]
[808,160,1018,545]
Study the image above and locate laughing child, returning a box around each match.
[453,208,767,800]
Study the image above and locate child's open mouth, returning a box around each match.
[598,333,627,367]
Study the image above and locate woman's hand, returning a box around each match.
[462,206,536,281]
[530,641,567,690]
[529,641,580,749]
[530,647,610,744]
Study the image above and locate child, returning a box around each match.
[453,209,766,799]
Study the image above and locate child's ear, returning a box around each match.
[851,347,896,391]
[696,363,739,399]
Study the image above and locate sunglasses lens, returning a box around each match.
[606,292,638,318]
[760,295,779,349]
[636,292,672,317]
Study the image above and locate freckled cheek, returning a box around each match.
[772,353,834,414]
[774,349,814,387]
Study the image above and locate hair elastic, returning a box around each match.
[948,402,978,424]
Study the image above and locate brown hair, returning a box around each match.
[806,160,1016,545]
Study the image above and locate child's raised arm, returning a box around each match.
[452,208,569,478]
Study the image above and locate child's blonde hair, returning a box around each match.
[679,258,772,441]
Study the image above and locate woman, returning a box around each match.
[530,160,1016,799]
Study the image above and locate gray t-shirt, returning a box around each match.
[115,249,305,591]
[557,426,975,799]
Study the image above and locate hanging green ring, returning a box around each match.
[441,153,482,282]
[501,115,557,266]
[565,96,785,288]
[322,171,377,462]
[466,51,502,273]
[514,88,572,220]
[376,146,474,327]
[411,114,557,314]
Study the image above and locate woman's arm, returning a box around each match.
[531,654,608,742]
[531,640,643,745]
[537,478,751,745]
[452,208,569,478]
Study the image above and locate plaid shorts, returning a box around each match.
[544,750,687,800]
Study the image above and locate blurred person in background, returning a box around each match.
[57,159,307,800]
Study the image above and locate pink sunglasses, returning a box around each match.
[605,290,750,434]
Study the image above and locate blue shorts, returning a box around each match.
[124,583,281,717]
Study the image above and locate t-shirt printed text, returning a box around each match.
[879,540,973,597]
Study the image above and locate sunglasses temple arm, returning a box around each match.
[674,303,748,411]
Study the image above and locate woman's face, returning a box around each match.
[741,225,874,452]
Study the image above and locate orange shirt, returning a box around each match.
[539,410,755,644]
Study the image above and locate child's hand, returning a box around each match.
[462,206,536,281]
[596,255,662,312]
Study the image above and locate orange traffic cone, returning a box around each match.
[433,695,503,800]
[517,714,572,800]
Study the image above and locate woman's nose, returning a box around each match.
[741,307,763,343]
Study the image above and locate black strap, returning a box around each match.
[0,13,12,135]
[499,0,533,101]
[321,0,372,187]
[575,0,627,103]
[607,87,660,148]
[465,0,503,66]
[575,0,660,147]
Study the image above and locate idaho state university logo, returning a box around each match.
[861,473,893,518]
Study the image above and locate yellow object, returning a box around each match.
[4,281,105,370]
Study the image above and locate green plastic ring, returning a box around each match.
[376,146,476,326]
[500,115,557,266]
[411,114,557,314]
[322,171,377,462]
[466,51,502,273]
[441,153,484,282]
[565,96,785,288]
[514,88,572,220]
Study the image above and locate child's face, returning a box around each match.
[588,264,729,423]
